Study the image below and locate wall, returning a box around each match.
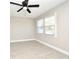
[35,2,69,52]
[10,17,35,41]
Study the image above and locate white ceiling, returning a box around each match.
[10,0,67,18]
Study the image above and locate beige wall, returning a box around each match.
[10,1,69,52]
[10,17,35,41]
[35,2,69,52]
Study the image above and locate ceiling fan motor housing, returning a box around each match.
[22,1,28,7]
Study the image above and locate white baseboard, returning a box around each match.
[10,39,36,43]
[36,40,69,56]
[10,39,69,56]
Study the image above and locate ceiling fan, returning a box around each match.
[10,0,40,13]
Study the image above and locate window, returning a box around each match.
[37,14,57,36]
[37,19,44,33]
[45,16,56,35]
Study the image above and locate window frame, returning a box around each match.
[36,13,57,37]
[44,15,57,36]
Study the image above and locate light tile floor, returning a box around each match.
[11,40,69,59]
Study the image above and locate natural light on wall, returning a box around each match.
[37,14,57,36]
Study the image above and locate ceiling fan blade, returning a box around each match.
[17,7,23,12]
[28,5,39,7]
[27,8,31,13]
[10,2,22,6]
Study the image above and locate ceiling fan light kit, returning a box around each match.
[10,0,40,13]
[23,7,27,10]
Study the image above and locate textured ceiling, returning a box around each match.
[10,0,67,18]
